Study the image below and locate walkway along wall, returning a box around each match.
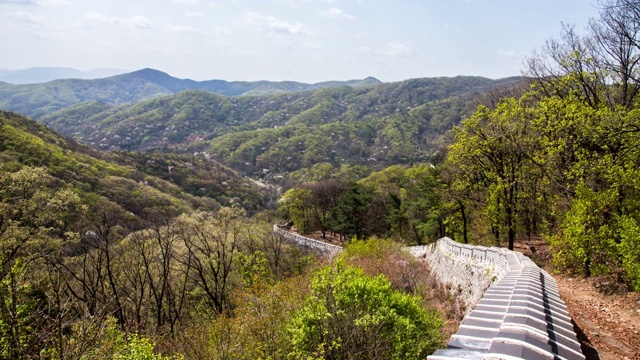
[272,226,584,360]
[418,238,584,360]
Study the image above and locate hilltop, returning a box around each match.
[39,75,524,182]
[0,68,381,118]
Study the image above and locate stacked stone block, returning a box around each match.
[428,241,584,360]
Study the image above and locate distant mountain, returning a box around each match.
[0,76,171,118]
[0,110,274,214]
[0,68,382,118]
[117,68,382,96]
[40,76,525,182]
[0,67,127,84]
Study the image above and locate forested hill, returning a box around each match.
[40,75,524,181]
[0,110,274,215]
[0,68,381,118]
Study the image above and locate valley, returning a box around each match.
[1,0,639,358]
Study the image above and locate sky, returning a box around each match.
[0,0,601,83]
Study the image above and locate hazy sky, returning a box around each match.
[0,0,600,82]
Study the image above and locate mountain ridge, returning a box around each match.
[39,75,525,182]
[0,67,382,118]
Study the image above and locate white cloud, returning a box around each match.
[360,42,415,58]
[185,11,204,18]
[129,15,153,29]
[173,0,201,4]
[320,7,354,20]
[166,23,205,34]
[3,10,45,24]
[498,49,518,58]
[382,42,414,57]
[76,11,120,26]
[39,0,70,5]
[76,12,154,30]
[215,26,232,36]
[444,23,461,31]
[0,0,37,5]
[244,12,313,36]
[0,0,70,5]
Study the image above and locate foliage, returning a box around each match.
[0,165,81,278]
[446,98,545,249]
[0,111,273,215]
[287,262,443,360]
[279,164,444,245]
[34,76,522,183]
[341,239,428,294]
[76,317,171,360]
[0,261,43,359]
[441,0,640,289]
[0,68,380,119]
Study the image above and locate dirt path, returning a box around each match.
[512,238,640,360]
[554,274,640,360]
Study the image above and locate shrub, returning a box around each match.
[287,262,443,360]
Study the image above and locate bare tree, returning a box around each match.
[60,198,128,326]
[590,0,640,107]
[526,0,640,109]
[176,208,244,314]
[129,209,186,334]
[526,23,605,108]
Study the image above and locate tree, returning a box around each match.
[279,188,313,234]
[329,183,372,240]
[306,180,347,239]
[176,208,244,314]
[129,209,187,334]
[526,0,640,109]
[589,0,640,108]
[0,166,80,280]
[399,165,443,244]
[288,262,442,360]
[0,166,81,359]
[447,99,544,249]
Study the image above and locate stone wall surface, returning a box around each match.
[272,227,585,360]
[424,238,584,360]
[272,225,342,256]
[410,240,510,317]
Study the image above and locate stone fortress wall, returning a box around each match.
[272,226,585,360]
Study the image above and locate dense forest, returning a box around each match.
[38,76,520,183]
[280,0,640,290]
[0,110,449,359]
[0,68,381,118]
[1,0,640,358]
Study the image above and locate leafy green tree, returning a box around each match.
[399,165,443,244]
[75,317,171,360]
[0,166,81,279]
[288,262,442,360]
[329,183,372,240]
[279,188,313,234]
[447,99,543,249]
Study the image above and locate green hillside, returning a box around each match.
[0,68,381,118]
[40,76,523,181]
[0,110,274,215]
